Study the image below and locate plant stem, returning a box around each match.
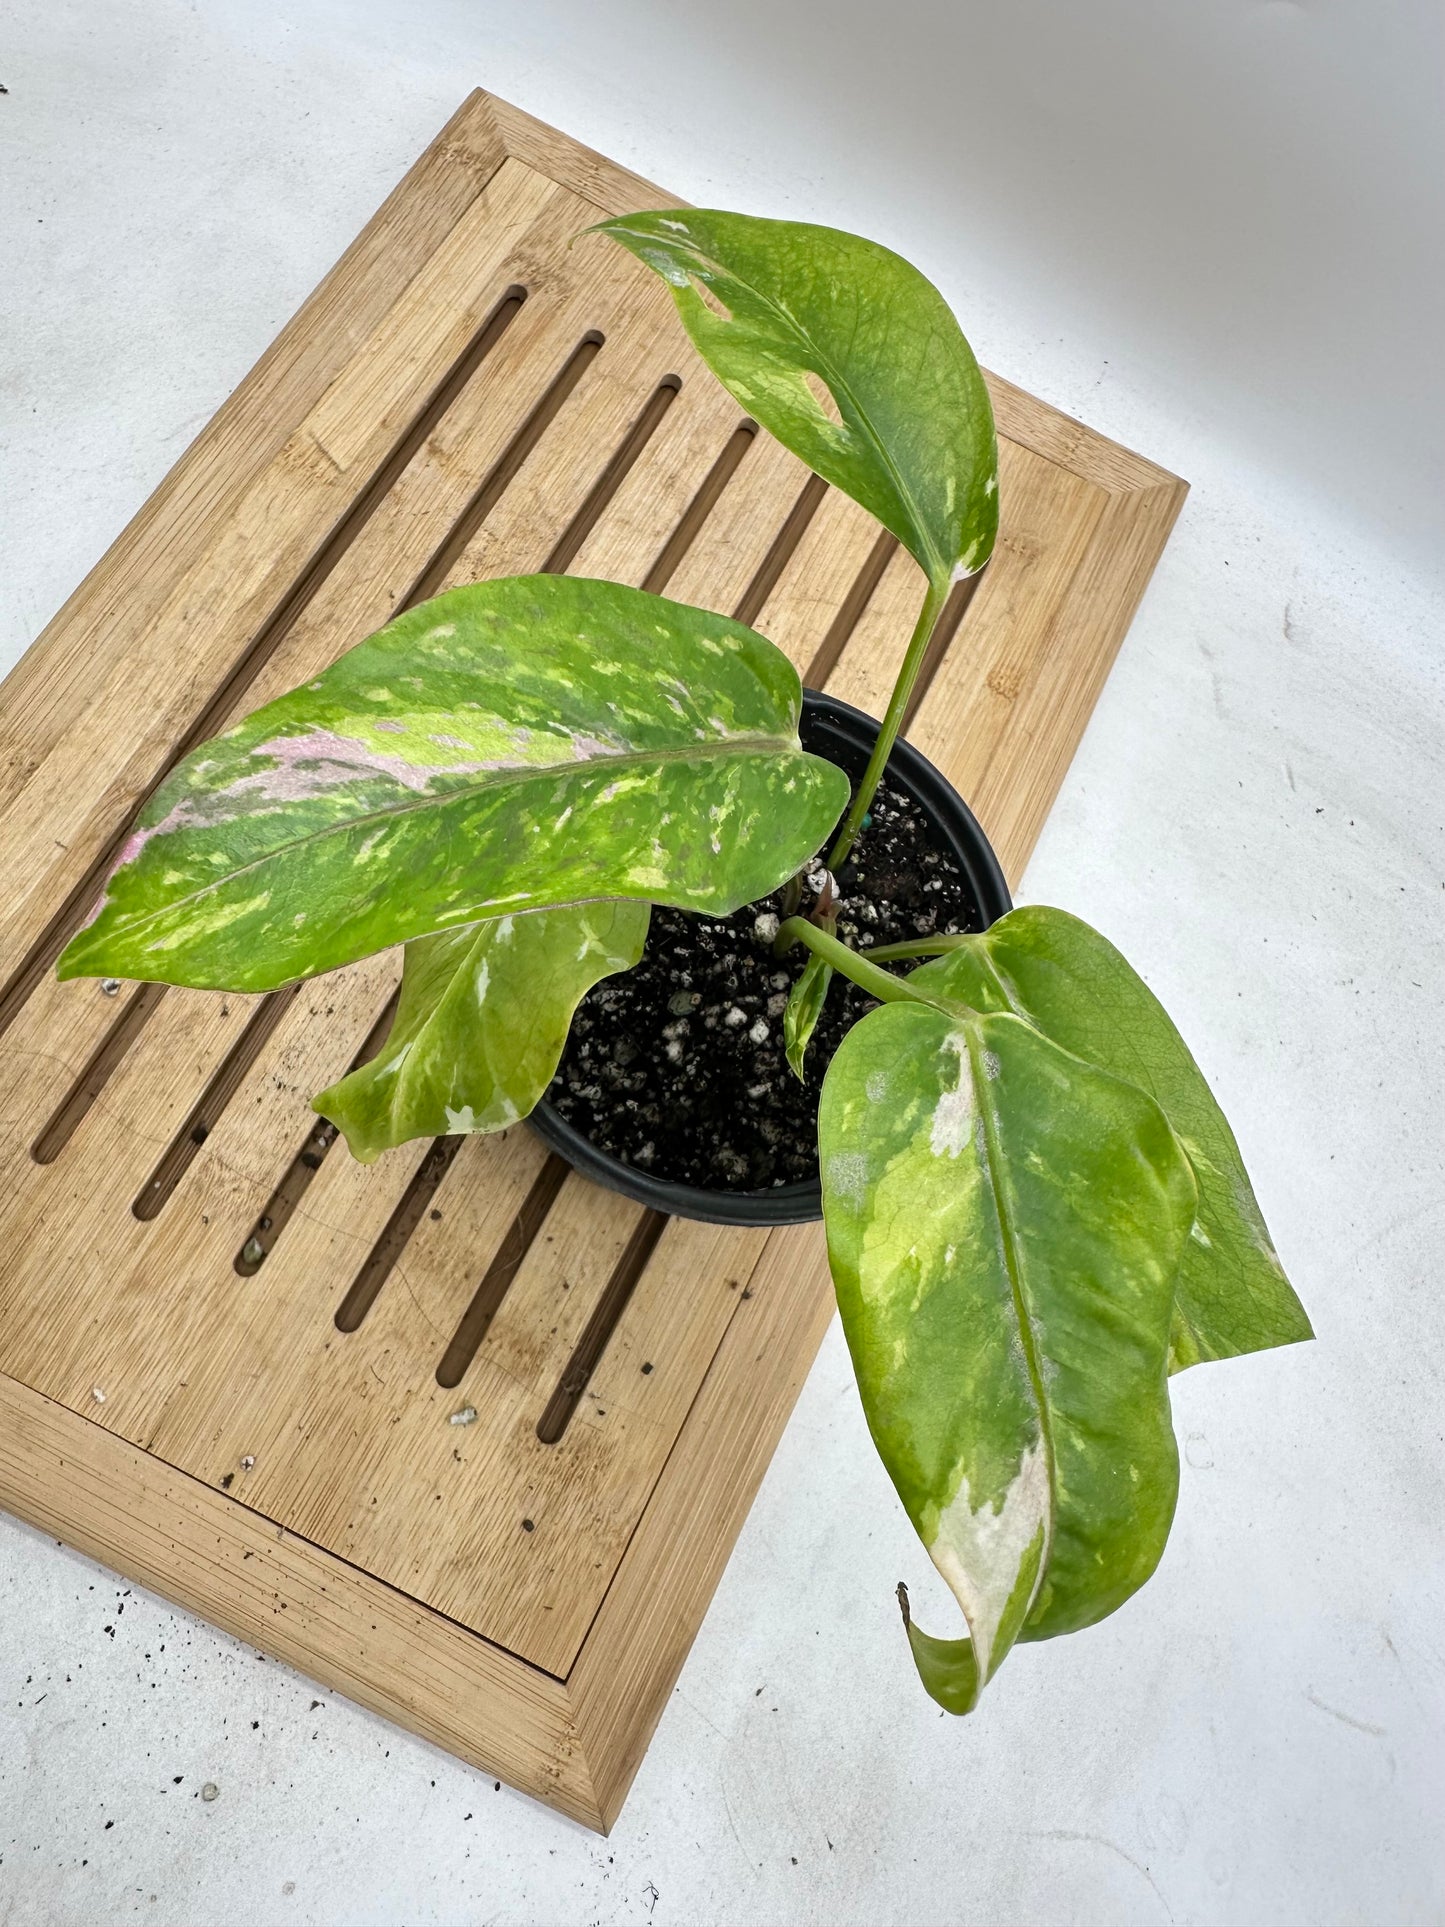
[774,917,938,1008]
[825,576,948,871]
[861,933,975,963]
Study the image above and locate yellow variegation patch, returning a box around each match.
[820,1002,1195,1713]
[58,576,848,993]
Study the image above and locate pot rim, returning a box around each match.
[528,688,1012,1226]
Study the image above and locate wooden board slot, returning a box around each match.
[402,330,605,603]
[801,528,900,688]
[732,473,829,627]
[233,986,401,1275]
[133,985,302,1219]
[538,373,683,575]
[642,420,758,594]
[436,1153,570,1387]
[30,982,169,1163]
[336,1134,466,1330]
[536,1208,668,1443]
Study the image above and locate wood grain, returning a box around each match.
[0,1372,601,1827]
[0,88,1185,1830]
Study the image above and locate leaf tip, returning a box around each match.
[310,1087,373,1164]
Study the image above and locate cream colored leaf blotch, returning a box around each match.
[927,1440,1050,1683]
[928,1032,973,1158]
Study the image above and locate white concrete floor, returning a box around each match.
[2,4,1442,1924]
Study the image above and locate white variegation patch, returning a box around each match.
[927,1439,1050,1683]
[928,1031,973,1158]
[824,1149,869,1208]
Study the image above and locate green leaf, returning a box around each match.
[594,211,998,595]
[783,952,833,1080]
[896,1583,980,1716]
[57,576,849,993]
[906,907,1312,1371]
[820,1004,1195,1712]
[314,901,648,1161]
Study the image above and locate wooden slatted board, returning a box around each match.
[0,91,1186,1830]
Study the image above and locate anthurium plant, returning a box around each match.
[59,211,1311,1715]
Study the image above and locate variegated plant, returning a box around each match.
[60,211,1310,1716]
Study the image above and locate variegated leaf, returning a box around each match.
[594,210,998,596]
[906,907,1312,1371]
[57,576,849,993]
[820,1003,1194,1713]
[314,901,648,1161]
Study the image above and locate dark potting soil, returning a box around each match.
[545,771,985,1192]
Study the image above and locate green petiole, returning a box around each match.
[825,577,949,871]
[858,933,976,964]
[774,916,958,1011]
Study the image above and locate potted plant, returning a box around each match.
[57,210,1311,1716]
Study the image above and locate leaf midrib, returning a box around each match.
[607,220,957,590]
[963,1017,1056,1639]
[102,731,812,938]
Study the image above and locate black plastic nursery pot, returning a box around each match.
[529,689,1013,1226]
